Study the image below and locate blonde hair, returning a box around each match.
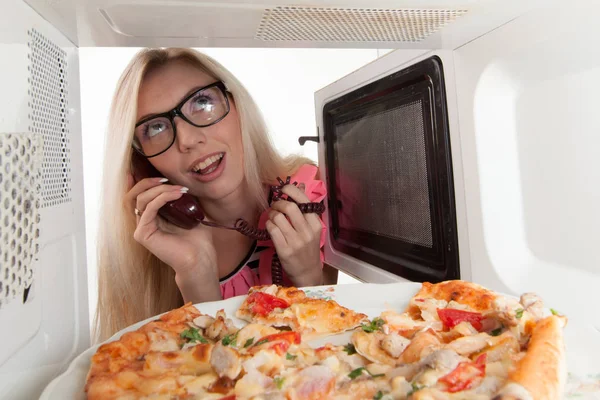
[93,48,313,343]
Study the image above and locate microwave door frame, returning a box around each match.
[318,54,459,284]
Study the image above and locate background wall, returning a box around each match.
[81,47,391,328]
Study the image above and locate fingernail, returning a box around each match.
[157,178,169,183]
[180,187,189,193]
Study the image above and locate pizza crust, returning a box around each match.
[494,315,567,400]
[407,280,498,315]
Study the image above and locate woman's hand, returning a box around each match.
[124,174,221,302]
[265,183,324,287]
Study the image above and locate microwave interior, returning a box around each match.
[2,0,600,398]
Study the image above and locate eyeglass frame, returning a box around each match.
[132,81,231,158]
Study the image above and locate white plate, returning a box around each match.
[40,282,600,400]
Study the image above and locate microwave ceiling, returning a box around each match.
[23,0,545,49]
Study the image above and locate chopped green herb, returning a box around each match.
[348,367,384,380]
[348,367,365,380]
[490,326,504,336]
[180,327,208,344]
[254,338,269,347]
[361,318,385,333]
[373,391,384,400]
[551,308,560,316]
[515,309,524,319]
[274,377,285,390]
[286,353,297,360]
[244,338,254,348]
[343,343,357,355]
[408,383,424,396]
[221,332,238,347]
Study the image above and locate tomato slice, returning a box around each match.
[258,331,301,345]
[253,331,301,355]
[437,308,484,331]
[439,354,487,393]
[247,292,290,316]
[270,342,289,356]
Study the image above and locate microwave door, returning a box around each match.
[316,51,461,285]
[0,0,89,398]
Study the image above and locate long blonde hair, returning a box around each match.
[93,48,313,343]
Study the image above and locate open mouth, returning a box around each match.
[191,152,224,175]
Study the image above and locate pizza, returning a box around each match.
[236,284,368,339]
[351,280,567,399]
[85,280,567,399]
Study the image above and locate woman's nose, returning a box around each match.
[174,117,207,152]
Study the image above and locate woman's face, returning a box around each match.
[135,60,245,201]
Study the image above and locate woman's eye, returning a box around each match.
[190,95,215,113]
[145,121,167,138]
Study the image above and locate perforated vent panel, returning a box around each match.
[335,100,433,247]
[0,133,42,308]
[28,28,72,207]
[256,7,468,42]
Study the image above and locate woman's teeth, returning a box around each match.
[192,153,224,175]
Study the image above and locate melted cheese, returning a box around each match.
[243,349,285,375]
[287,365,336,400]
[292,299,365,334]
[134,375,178,395]
[320,355,341,374]
[178,372,218,395]
[413,298,449,321]
[234,369,273,398]
[143,346,213,376]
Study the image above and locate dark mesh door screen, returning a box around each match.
[335,99,432,247]
[323,56,459,282]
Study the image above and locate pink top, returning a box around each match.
[219,164,327,299]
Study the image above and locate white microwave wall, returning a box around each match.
[316,4,600,330]
[1,0,599,399]
[0,0,89,398]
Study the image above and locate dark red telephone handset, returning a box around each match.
[130,152,326,284]
[131,152,206,230]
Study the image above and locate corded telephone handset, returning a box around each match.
[131,152,208,230]
[130,152,326,284]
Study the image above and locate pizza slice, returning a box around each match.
[236,284,368,338]
[349,280,567,399]
[85,304,243,399]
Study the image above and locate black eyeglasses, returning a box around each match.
[132,81,230,158]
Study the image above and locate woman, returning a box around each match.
[93,48,328,342]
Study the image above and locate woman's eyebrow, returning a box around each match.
[136,85,206,123]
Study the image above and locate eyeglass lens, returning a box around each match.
[133,85,229,157]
